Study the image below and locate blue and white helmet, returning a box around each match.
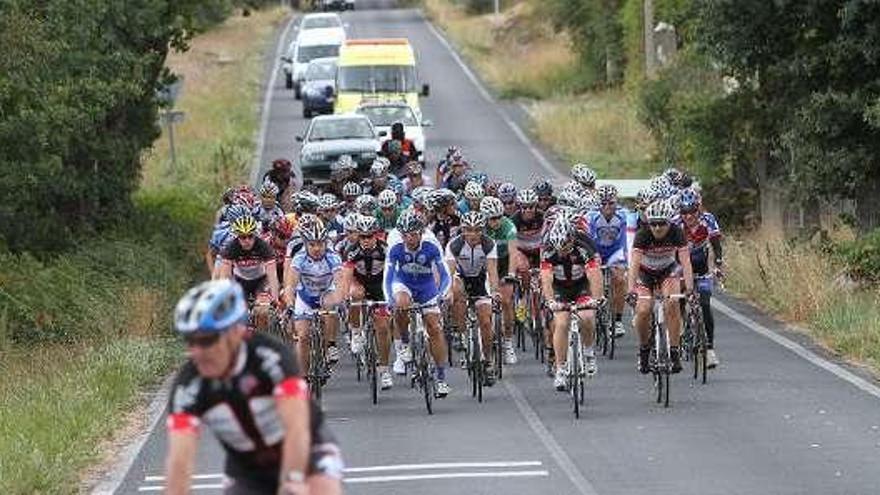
[174,279,248,334]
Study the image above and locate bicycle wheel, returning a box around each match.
[367,327,378,405]
[569,338,581,418]
[663,370,671,408]
[494,316,503,381]
[420,358,433,415]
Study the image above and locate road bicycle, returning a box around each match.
[595,265,618,360]
[299,308,338,406]
[348,299,387,405]
[404,302,440,415]
[553,299,601,419]
[638,293,687,408]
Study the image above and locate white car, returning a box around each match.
[282,20,346,98]
[355,101,432,162]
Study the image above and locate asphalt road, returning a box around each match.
[111,2,880,494]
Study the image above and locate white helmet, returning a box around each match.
[377,189,397,208]
[544,218,573,251]
[571,163,596,188]
[464,181,485,201]
[644,200,675,222]
[480,196,504,218]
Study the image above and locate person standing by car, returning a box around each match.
[164,279,343,495]
[380,122,417,176]
[263,158,300,212]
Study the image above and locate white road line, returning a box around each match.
[503,381,600,495]
[144,461,543,481]
[713,299,880,400]
[90,374,175,495]
[139,484,222,492]
[344,470,550,484]
[345,460,543,473]
[422,15,565,181]
[250,13,298,186]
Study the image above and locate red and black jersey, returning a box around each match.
[342,240,387,287]
[221,237,275,281]
[167,333,329,486]
[633,224,687,273]
[540,233,599,287]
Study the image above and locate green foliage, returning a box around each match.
[464,0,494,14]
[0,338,178,493]
[0,189,211,346]
[836,229,880,283]
[0,0,253,254]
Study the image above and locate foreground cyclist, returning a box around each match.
[218,215,280,330]
[384,210,453,397]
[165,279,343,495]
[541,217,604,391]
[446,211,501,385]
[481,196,519,365]
[627,200,695,374]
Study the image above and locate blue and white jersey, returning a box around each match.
[587,208,628,263]
[290,251,342,306]
[383,231,451,303]
[256,205,284,226]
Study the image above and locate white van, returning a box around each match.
[282,28,346,99]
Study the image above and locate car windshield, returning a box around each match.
[297,44,340,63]
[337,65,417,93]
[308,119,374,141]
[358,106,418,127]
[302,17,341,29]
[306,61,337,80]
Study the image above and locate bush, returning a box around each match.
[836,229,880,283]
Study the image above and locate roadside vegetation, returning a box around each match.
[0,4,286,493]
[425,0,880,377]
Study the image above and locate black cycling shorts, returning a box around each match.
[462,273,490,298]
[552,278,589,303]
[637,264,682,292]
[236,276,269,302]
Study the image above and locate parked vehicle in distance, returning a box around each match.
[302,57,338,118]
[355,99,431,161]
[282,24,345,98]
[320,0,355,11]
[296,114,383,184]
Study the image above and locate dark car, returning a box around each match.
[296,114,382,184]
[301,57,337,118]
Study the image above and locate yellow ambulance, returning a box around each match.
[334,38,429,117]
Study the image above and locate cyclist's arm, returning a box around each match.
[382,255,396,304]
[324,269,347,307]
[435,249,452,297]
[164,415,199,495]
[285,265,301,307]
[204,249,215,276]
[276,385,310,489]
[507,239,521,276]
[218,259,233,280]
[627,250,643,292]
[709,236,723,267]
[586,256,602,300]
[487,258,500,294]
[678,246,694,293]
[265,259,279,301]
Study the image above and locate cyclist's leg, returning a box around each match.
[375,307,392,365]
[349,280,365,332]
[422,300,449,381]
[609,252,627,320]
[391,282,413,373]
[551,287,572,371]
[469,277,493,356]
[633,272,655,346]
[451,276,467,338]
[498,256,514,338]
[661,267,684,347]
[293,310,314,373]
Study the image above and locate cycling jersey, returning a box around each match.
[222,237,275,281]
[167,333,342,492]
[442,172,470,193]
[256,205,284,227]
[456,199,480,215]
[680,212,722,274]
[632,224,687,274]
[384,233,451,306]
[289,250,342,307]
[486,216,516,260]
[587,209,628,265]
[342,240,386,300]
[402,174,435,193]
[445,234,497,278]
[512,211,544,267]
[209,221,234,254]
[374,206,404,231]
[431,213,461,249]
[540,233,599,288]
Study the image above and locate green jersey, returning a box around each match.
[374,205,403,231]
[486,217,517,259]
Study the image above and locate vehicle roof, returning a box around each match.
[307,56,338,66]
[301,13,343,21]
[296,28,346,46]
[338,38,415,66]
[311,113,371,122]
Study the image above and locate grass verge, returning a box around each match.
[0,7,287,493]
[725,232,880,372]
[423,0,658,175]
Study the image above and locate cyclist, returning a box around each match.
[267,215,296,283]
[541,217,604,391]
[384,210,453,397]
[497,182,519,217]
[284,220,348,370]
[365,159,391,196]
[328,155,357,198]
[627,200,695,375]
[481,196,519,365]
[427,188,460,249]
[354,194,377,217]
[458,181,484,214]
[342,215,394,390]
[341,181,362,214]
[512,189,543,275]
[587,184,628,338]
[207,204,250,277]
[534,179,556,211]
[402,160,434,193]
[436,145,462,186]
[166,279,343,495]
[218,215,280,330]
[445,212,501,385]
[262,158,300,212]
[678,187,723,368]
[335,213,361,254]
[571,163,597,193]
[441,156,471,193]
[374,189,403,232]
[317,193,344,242]
[257,181,285,226]
[381,139,408,176]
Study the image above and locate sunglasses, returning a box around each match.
[648,221,669,228]
[522,204,537,210]
[184,333,222,349]
[359,234,375,240]
[488,215,502,221]
[238,234,255,241]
